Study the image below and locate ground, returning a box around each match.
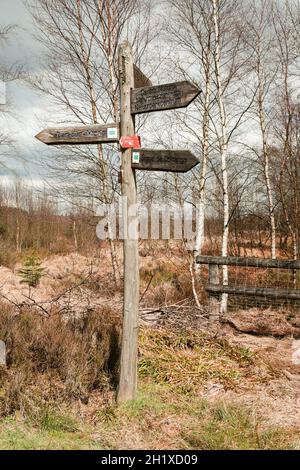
[0,250,300,449]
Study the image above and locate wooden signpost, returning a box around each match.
[35,41,201,403]
[117,43,140,402]
[131,80,200,114]
[131,149,199,172]
[35,123,119,145]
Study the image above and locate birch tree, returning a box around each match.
[167,1,215,264]
[166,0,254,312]
[272,0,300,273]
[242,0,278,259]
[27,0,155,284]
[0,25,21,166]
[211,0,255,314]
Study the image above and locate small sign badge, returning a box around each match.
[120,135,141,149]
[107,127,118,139]
[132,151,140,163]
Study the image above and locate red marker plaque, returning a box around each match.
[120,135,141,149]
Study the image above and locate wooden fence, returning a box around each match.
[196,256,300,320]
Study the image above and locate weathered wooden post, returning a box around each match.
[117,42,139,402]
[208,263,220,321]
[0,340,6,366]
[35,43,201,402]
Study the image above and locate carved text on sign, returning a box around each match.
[35,123,119,145]
[131,81,201,114]
[131,149,199,173]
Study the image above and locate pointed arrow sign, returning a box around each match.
[133,64,152,88]
[35,123,119,145]
[131,81,201,115]
[131,149,199,173]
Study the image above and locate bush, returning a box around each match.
[18,253,45,287]
[0,304,121,418]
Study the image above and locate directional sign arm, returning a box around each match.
[35,123,119,145]
[131,81,201,115]
[133,64,152,88]
[131,149,199,173]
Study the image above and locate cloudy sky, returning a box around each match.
[0,0,49,184]
[2,0,295,189]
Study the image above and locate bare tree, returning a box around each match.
[0,25,18,165]
[27,0,156,284]
[244,0,278,259]
[164,0,255,312]
[271,0,300,277]
[167,0,215,264]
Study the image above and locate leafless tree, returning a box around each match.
[26,0,157,284]
[166,1,215,301]
[241,0,278,259]
[271,0,300,277]
[0,25,18,165]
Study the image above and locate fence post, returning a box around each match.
[0,341,6,366]
[208,264,220,321]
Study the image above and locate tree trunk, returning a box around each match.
[213,0,229,315]
[194,66,211,272]
[258,76,276,259]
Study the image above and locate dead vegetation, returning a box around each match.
[0,250,300,449]
[0,302,121,418]
[223,308,300,338]
[138,328,274,393]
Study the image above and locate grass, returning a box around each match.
[0,383,296,450]
[181,400,295,450]
[95,383,297,450]
[0,327,297,450]
[138,329,272,392]
[0,417,102,450]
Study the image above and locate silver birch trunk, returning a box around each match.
[213,0,229,315]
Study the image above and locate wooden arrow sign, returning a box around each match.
[131,149,199,173]
[131,81,201,115]
[35,123,119,145]
[133,64,152,88]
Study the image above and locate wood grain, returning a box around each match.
[131,80,201,114]
[35,123,119,145]
[197,256,300,269]
[131,149,199,172]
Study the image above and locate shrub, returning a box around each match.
[0,304,121,418]
[18,253,45,287]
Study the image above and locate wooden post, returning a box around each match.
[208,264,220,321]
[0,340,6,366]
[117,42,139,402]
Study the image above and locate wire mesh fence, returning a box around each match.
[197,256,300,313]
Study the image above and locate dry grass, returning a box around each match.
[224,308,300,337]
[0,303,121,418]
[140,260,195,306]
[0,312,298,450]
[139,329,274,393]
[93,383,297,450]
